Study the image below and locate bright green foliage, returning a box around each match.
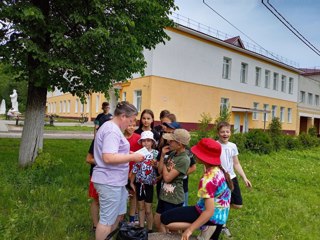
[190,112,216,146]
[308,126,318,137]
[214,105,231,126]
[268,117,282,136]
[244,129,273,154]
[0,0,176,99]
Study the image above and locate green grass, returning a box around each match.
[44,125,93,131]
[0,138,319,239]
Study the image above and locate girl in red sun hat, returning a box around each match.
[161,138,233,240]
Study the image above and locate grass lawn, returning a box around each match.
[0,138,319,239]
[44,125,93,132]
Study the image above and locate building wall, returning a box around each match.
[148,28,299,103]
[120,76,297,133]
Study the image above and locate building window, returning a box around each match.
[63,100,66,113]
[96,95,100,113]
[288,77,294,94]
[271,105,277,119]
[255,67,261,86]
[54,102,56,113]
[48,103,51,113]
[67,100,71,113]
[315,95,319,106]
[75,99,79,113]
[253,102,259,120]
[281,75,286,92]
[59,101,62,113]
[222,57,231,79]
[122,92,127,101]
[134,90,142,112]
[265,70,270,88]
[308,93,313,105]
[287,108,292,123]
[86,96,90,113]
[263,104,269,122]
[220,98,229,113]
[240,62,248,83]
[273,73,279,90]
[300,91,305,103]
[80,102,84,113]
[280,107,285,122]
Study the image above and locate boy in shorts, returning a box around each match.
[217,121,252,237]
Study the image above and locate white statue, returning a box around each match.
[0,99,6,114]
[10,89,19,112]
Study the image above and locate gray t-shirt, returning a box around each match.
[92,121,130,186]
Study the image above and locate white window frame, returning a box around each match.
[48,103,51,113]
[265,70,270,88]
[86,96,90,113]
[222,57,231,79]
[67,100,71,113]
[134,90,142,112]
[271,105,277,119]
[300,91,305,103]
[240,62,248,83]
[220,98,229,113]
[63,100,66,113]
[253,102,259,120]
[95,95,100,113]
[54,102,56,113]
[281,75,286,92]
[287,108,292,123]
[255,67,261,86]
[273,73,279,91]
[315,95,319,106]
[122,92,127,101]
[288,77,294,94]
[59,101,62,113]
[75,99,79,113]
[308,93,313,105]
[263,104,269,122]
[280,107,285,122]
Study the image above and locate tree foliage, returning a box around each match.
[0,0,177,166]
[0,0,177,98]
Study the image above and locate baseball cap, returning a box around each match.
[163,122,181,129]
[162,129,190,146]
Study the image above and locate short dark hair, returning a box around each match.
[102,102,109,108]
[166,113,177,122]
[159,110,170,119]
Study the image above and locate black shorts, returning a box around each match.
[135,182,154,203]
[156,199,183,214]
[231,177,243,206]
[161,206,223,240]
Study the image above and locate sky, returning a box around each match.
[173,0,320,69]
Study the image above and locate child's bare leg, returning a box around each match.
[145,202,153,231]
[138,200,145,228]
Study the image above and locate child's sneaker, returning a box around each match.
[221,226,232,237]
[197,225,217,240]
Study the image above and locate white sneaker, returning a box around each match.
[197,226,217,240]
[221,226,232,237]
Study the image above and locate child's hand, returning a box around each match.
[244,178,252,188]
[151,159,158,167]
[167,159,175,171]
[130,182,136,193]
[181,228,193,240]
[161,145,170,155]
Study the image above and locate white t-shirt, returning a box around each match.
[218,141,238,179]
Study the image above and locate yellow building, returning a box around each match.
[47,22,320,135]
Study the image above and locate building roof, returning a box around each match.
[299,68,320,76]
[224,36,245,49]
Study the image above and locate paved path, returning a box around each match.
[0,120,94,139]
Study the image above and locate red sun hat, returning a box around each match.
[191,138,221,165]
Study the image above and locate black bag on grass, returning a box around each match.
[106,222,148,240]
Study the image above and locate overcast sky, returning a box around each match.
[173,0,320,69]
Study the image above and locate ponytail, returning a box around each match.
[219,166,234,191]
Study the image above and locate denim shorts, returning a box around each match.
[94,183,128,225]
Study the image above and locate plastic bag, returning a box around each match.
[106,222,148,240]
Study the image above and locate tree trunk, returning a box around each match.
[19,82,47,167]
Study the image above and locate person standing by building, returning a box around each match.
[92,101,144,240]
[94,102,113,137]
[217,121,252,237]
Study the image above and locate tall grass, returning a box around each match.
[0,138,319,239]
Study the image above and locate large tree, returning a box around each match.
[0,0,176,167]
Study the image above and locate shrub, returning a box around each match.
[190,112,216,146]
[268,117,282,137]
[282,135,301,150]
[298,133,319,148]
[244,129,273,154]
[308,126,318,137]
[230,133,246,153]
